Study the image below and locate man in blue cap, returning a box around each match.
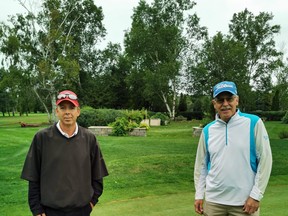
[194,81,272,215]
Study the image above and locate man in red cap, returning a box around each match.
[21,90,109,216]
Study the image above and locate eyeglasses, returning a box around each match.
[57,93,77,100]
[214,96,235,104]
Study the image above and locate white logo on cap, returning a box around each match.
[215,83,234,90]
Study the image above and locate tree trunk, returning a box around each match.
[161,91,172,118]
[33,87,52,123]
[51,96,58,123]
[172,82,177,120]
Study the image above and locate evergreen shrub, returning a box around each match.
[124,109,146,124]
[109,110,148,136]
[77,108,97,128]
[127,120,139,131]
[249,111,286,121]
[174,115,187,121]
[77,107,124,128]
[95,109,125,125]
[109,117,129,136]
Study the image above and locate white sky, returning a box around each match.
[0,0,287,54]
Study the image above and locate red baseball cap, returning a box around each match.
[56,90,79,107]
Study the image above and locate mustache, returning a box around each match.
[220,106,232,111]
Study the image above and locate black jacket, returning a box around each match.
[21,124,108,215]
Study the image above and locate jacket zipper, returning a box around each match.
[225,124,228,145]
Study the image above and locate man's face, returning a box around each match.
[56,101,80,127]
[212,92,239,122]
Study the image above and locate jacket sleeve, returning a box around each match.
[91,138,109,180]
[250,119,273,201]
[194,132,209,200]
[21,134,41,182]
[90,136,109,204]
[90,179,103,205]
[28,181,45,216]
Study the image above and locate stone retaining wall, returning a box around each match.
[88,126,146,136]
[128,128,147,136]
[88,126,112,136]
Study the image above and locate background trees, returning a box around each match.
[185,8,285,114]
[0,0,287,120]
[0,0,106,121]
[124,0,207,118]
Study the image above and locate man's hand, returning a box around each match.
[194,199,204,214]
[243,197,259,214]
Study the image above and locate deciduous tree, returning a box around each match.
[0,0,105,121]
[124,0,206,118]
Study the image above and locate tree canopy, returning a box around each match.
[0,0,287,119]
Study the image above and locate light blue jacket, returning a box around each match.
[194,110,272,205]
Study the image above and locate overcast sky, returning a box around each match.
[1,0,287,54]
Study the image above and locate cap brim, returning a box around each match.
[56,98,79,107]
[214,90,236,98]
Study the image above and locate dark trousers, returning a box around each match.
[43,204,92,216]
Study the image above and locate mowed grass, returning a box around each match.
[0,114,287,216]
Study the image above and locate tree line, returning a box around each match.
[0,0,287,121]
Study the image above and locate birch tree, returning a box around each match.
[124,0,206,118]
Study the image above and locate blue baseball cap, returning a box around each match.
[213,81,237,98]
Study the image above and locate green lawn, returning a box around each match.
[0,114,287,216]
